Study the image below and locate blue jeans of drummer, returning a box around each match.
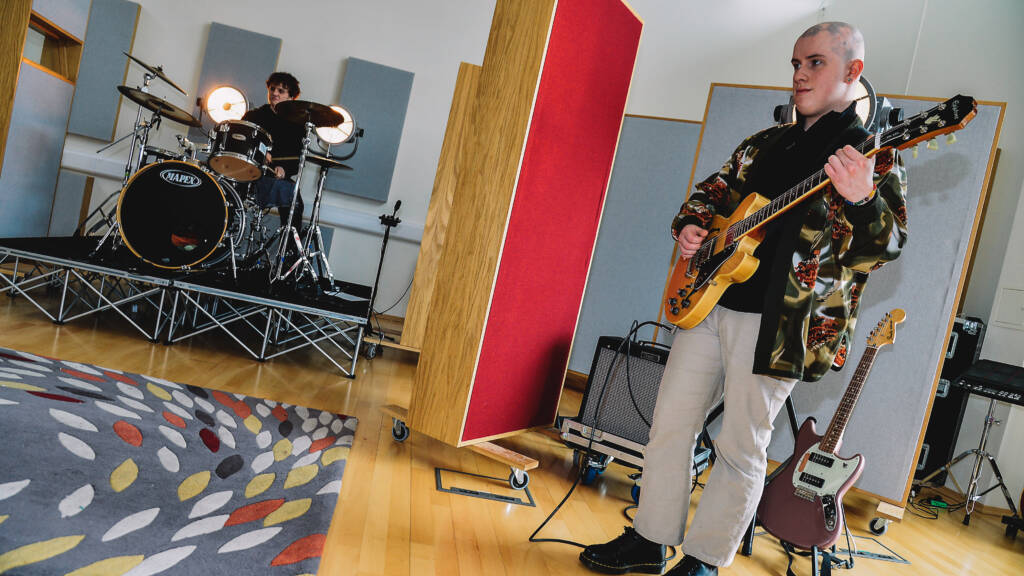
[254,176,303,231]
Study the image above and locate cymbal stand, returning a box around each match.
[271,121,315,284]
[300,163,336,287]
[89,108,163,258]
[84,71,162,254]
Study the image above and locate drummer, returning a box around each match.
[242,72,306,233]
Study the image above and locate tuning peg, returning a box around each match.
[912,145,919,159]
[946,133,957,145]
[926,139,939,151]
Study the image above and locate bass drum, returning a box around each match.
[117,161,245,270]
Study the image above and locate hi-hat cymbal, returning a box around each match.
[273,100,345,127]
[274,154,353,171]
[117,86,200,127]
[123,52,187,95]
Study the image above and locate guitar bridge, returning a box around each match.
[794,486,816,502]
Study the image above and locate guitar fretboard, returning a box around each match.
[820,346,878,454]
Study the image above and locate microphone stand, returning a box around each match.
[365,200,401,341]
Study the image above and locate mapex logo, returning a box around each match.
[160,169,202,187]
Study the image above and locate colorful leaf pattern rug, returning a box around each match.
[0,347,356,575]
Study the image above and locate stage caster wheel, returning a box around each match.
[1005,524,1018,539]
[391,418,409,443]
[631,484,641,504]
[869,517,889,536]
[363,343,380,359]
[509,469,530,490]
[581,465,601,485]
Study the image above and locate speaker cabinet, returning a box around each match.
[916,316,985,484]
[577,336,668,447]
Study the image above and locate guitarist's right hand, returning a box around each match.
[673,224,708,259]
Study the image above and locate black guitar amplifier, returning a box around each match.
[916,316,985,484]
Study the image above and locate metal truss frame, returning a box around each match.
[167,280,365,377]
[0,246,367,376]
[0,247,171,340]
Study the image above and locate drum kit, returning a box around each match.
[85,53,358,291]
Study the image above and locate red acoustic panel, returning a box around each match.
[462,0,642,442]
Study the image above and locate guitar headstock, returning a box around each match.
[867,308,906,349]
[880,95,977,152]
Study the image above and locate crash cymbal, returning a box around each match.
[273,100,345,127]
[123,52,187,95]
[117,86,201,127]
[274,154,353,171]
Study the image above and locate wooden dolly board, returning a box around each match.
[380,404,538,490]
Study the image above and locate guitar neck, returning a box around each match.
[820,346,878,454]
[728,135,878,242]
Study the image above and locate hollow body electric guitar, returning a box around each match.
[664,95,976,329]
[757,309,905,550]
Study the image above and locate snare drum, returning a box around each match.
[208,120,272,182]
[117,160,245,269]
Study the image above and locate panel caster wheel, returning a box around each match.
[391,418,409,443]
[509,469,530,490]
[869,517,889,536]
[581,465,601,485]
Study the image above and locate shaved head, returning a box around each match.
[800,21,864,63]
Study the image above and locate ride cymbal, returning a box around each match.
[117,86,201,127]
[273,100,345,127]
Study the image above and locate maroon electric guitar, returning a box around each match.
[757,309,905,550]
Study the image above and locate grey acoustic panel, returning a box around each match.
[188,22,281,141]
[31,0,90,40]
[693,85,1001,503]
[324,57,414,202]
[0,62,75,237]
[49,169,87,235]
[67,0,140,141]
[569,115,701,374]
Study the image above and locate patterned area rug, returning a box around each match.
[0,347,356,575]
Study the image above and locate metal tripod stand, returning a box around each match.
[917,396,1021,525]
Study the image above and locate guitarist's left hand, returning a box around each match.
[824,145,875,204]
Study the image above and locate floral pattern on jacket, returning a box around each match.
[670,124,908,382]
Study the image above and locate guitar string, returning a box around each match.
[691,106,931,268]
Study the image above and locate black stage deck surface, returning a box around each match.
[0,236,371,321]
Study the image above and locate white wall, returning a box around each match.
[61,0,1023,505]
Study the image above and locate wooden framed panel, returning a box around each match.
[409,0,643,447]
[401,62,482,351]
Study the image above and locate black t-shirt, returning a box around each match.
[718,104,865,313]
[242,104,306,178]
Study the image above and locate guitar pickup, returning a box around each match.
[799,472,825,488]
[809,453,835,468]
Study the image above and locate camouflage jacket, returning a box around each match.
[671,111,909,382]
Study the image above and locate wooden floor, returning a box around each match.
[0,294,1021,575]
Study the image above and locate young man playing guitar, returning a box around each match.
[579,22,908,576]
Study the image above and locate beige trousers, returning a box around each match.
[634,306,796,567]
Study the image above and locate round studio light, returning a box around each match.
[316,105,356,145]
[206,85,247,123]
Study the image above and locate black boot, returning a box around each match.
[579,526,666,574]
[665,555,717,576]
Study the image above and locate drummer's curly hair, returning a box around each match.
[266,72,300,98]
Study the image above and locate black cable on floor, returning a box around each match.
[528,319,677,559]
